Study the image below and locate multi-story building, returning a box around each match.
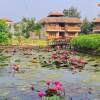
[93,17,100,33]
[40,12,81,40]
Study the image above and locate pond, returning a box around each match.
[0,49,100,100]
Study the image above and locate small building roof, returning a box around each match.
[48,11,64,17]
[92,17,100,23]
[97,3,100,6]
[40,17,81,24]
[0,18,13,22]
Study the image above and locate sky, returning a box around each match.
[0,0,100,22]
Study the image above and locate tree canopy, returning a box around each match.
[14,18,42,39]
[63,6,81,18]
[81,18,93,34]
[0,20,8,32]
[0,20,9,44]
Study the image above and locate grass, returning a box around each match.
[11,38,47,46]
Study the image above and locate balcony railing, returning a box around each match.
[47,35,76,40]
[45,26,65,31]
[45,25,80,32]
[65,26,80,31]
[93,26,100,30]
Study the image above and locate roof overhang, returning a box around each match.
[46,30,65,32]
[93,30,100,32]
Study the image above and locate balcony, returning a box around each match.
[93,26,100,32]
[65,26,81,32]
[45,26,65,32]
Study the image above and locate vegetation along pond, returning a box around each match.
[0,48,100,100]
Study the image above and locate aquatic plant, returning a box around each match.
[31,81,65,100]
[51,50,87,71]
[40,48,87,72]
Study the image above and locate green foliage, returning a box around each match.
[21,17,35,38]
[63,6,81,18]
[7,32,12,39]
[81,18,93,34]
[14,32,21,44]
[0,20,9,44]
[34,23,42,39]
[0,20,8,32]
[0,32,9,44]
[71,34,100,51]
[14,17,42,39]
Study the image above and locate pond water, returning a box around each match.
[0,49,100,100]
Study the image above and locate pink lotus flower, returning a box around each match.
[71,58,78,62]
[38,91,45,97]
[56,85,62,90]
[54,81,60,86]
[52,54,56,59]
[72,65,77,70]
[46,81,51,86]
[80,60,87,65]
[53,87,58,91]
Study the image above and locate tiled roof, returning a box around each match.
[40,17,81,24]
[48,11,64,17]
[0,18,13,22]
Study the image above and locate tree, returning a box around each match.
[34,23,42,39]
[0,32,9,44]
[63,6,81,18]
[14,23,22,44]
[0,20,8,32]
[81,18,93,34]
[7,32,12,44]
[21,18,36,38]
[13,17,42,41]
[0,20,9,44]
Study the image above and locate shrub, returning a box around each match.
[0,32,9,45]
[70,34,100,51]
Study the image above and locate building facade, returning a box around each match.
[93,17,100,33]
[40,12,81,40]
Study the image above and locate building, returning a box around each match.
[93,17,100,33]
[1,18,13,24]
[40,12,81,40]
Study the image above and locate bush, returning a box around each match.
[0,32,9,45]
[70,34,100,51]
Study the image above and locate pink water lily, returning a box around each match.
[38,91,45,97]
[53,87,58,91]
[46,81,51,88]
[56,85,62,90]
[52,54,56,59]
[46,81,51,85]
[54,81,60,86]
[35,80,64,98]
[80,60,87,65]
